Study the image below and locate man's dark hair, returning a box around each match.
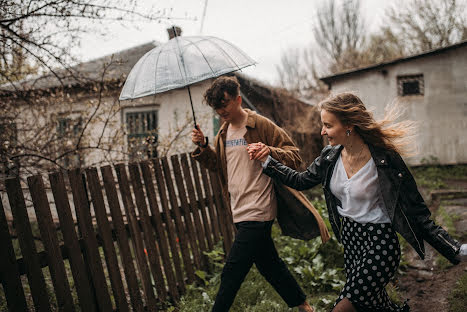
[203,76,240,109]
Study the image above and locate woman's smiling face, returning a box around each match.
[320,109,349,146]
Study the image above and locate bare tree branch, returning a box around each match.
[385,0,467,54]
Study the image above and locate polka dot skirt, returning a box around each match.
[333,217,409,312]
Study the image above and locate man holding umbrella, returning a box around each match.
[191,76,315,312]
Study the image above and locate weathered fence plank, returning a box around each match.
[5,177,51,311]
[162,156,195,284]
[189,156,214,250]
[171,154,203,270]
[209,171,234,252]
[152,158,185,293]
[101,166,144,312]
[68,169,113,311]
[140,161,180,300]
[115,164,158,311]
[28,175,75,311]
[86,168,129,312]
[199,166,221,244]
[0,193,28,312]
[180,154,208,268]
[128,163,167,301]
[49,171,97,312]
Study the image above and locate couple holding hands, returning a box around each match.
[191,76,466,312]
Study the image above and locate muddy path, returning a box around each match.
[395,185,467,312]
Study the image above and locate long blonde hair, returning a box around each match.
[318,92,417,156]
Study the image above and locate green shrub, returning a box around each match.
[448,272,467,312]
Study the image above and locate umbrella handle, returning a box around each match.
[194,129,209,148]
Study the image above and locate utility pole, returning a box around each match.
[199,0,208,34]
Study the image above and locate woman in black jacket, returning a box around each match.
[247,93,465,312]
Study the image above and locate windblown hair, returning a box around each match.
[203,76,240,109]
[318,92,417,156]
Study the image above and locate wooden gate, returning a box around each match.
[0,154,235,311]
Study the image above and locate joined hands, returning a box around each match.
[247,142,270,162]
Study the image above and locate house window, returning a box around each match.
[57,117,83,138]
[56,116,83,168]
[397,74,424,96]
[126,110,158,160]
[0,120,18,178]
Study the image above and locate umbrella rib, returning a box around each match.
[174,37,189,85]
[182,37,216,77]
[153,46,163,94]
[208,37,243,72]
[129,51,152,98]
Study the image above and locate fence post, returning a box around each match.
[5,177,51,311]
[28,175,75,311]
[0,192,28,311]
[68,169,113,311]
[49,171,97,312]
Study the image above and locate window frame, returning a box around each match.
[397,74,424,96]
[124,108,159,160]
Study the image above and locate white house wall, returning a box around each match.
[327,46,467,165]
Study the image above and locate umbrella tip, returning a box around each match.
[167,26,182,40]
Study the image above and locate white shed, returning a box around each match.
[320,41,467,165]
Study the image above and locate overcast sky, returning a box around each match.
[78,0,393,85]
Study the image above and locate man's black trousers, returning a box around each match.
[211,220,306,311]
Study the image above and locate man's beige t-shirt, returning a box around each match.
[225,123,277,223]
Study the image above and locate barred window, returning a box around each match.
[126,110,158,160]
[57,117,83,138]
[56,116,83,168]
[397,74,424,96]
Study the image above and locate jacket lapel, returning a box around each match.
[217,122,229,185]
[322,145,343,189]
[369,145,400,221]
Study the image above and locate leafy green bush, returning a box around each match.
[448,272,467,312]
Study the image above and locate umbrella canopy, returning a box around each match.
[119,35,256,100]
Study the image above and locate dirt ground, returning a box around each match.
[395,180,467,312]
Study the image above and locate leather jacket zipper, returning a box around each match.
[437,233,460,253]
[400,206,424,257]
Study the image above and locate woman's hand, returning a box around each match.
[191,124,206,147]
[247,142,270,162]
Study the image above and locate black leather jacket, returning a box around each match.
[263,144,461,264]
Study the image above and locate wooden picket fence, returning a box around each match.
[0,153,235,311]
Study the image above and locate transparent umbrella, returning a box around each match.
[119,29,256,127]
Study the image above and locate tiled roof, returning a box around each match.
[0,41,158,91]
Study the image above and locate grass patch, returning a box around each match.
[386,282,403,306]
[435,254,455,270]
[435,205,461,240]
[410,164,467,193]
[448,272,467,312]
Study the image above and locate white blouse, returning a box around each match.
[330,154,391,224]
